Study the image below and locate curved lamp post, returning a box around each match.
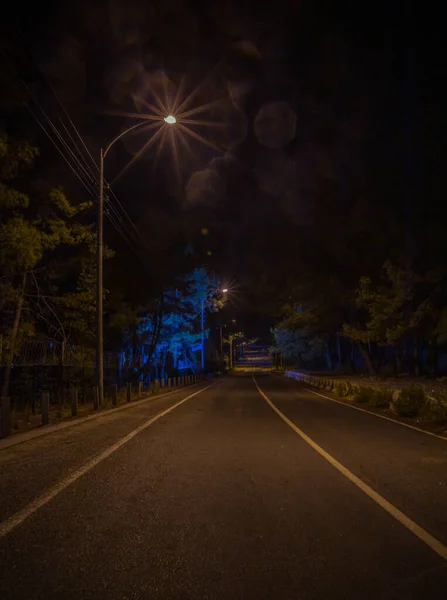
[96,116,176,406]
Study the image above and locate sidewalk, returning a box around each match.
[0,381,204,451]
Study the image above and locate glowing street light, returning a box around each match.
[96,114,177,406]
[201,287,230,371]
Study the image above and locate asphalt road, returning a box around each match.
[1,374,447,599]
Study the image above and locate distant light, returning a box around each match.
[222,288,228,293]
[164,115,176,124]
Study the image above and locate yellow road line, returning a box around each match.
[0,384,213,539]
[253,376,447,562]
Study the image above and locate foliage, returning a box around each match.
[270,306,329,367]
[343,262,447,348]
[420,397,447,424]
[391,386,426,418]
[109,266,226,378]
[0,135,97,354]
[335,382,349,397]
[353,386,375,404]
[368,388,393,408]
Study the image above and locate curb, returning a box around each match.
[0,382,208,451]
[275,373,447,441]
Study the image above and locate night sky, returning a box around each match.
[1,0,443,341]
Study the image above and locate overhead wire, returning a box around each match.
[1,45,153,262]
[20,44,154,255]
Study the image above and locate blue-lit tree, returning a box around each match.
[116,267,226,382]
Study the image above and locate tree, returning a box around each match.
[106,267,227,382]
[343,262,447,375]
[0,134,94,397]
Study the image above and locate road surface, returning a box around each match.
[1,374,447,599]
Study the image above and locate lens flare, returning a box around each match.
[110,70,240,185]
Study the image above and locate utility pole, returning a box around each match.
[201,298,205,371]
[95,117,178,406]
[96,149,104,407]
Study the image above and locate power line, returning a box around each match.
[2,48,153,261]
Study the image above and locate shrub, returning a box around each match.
[368,388,392,408]
[345,381,353,396]
[354,386,374,403]
[335,382,348,397]
[419,397,447,423]
[391,386,425,418]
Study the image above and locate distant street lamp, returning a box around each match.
[96,116,176,406]
[227,332,244,370]
[201,288,228,371]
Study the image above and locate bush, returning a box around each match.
[354,386,375,403]
[335,382,348,397]
[368,388,392,408]
[391,386,425,418]
[419,397,447,423]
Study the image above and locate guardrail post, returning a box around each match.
[0,397,11,438]
[127,383,131,402]
[111,384,117,407]
[138,381,143,397]
[161,378,165,389]
[155,379,160,392]
[42,392,49,425]
[71,389,78,417]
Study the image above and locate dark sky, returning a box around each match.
[1,1,443,339]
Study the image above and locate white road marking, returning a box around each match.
[305,387,447,442]
[253,376,447,562]
[273,373,447,442]
[0,384,213,539]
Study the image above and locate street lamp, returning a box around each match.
[200,287,228,372]
[227,332,244,370]
[96,116,176,406]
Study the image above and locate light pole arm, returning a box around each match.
[103,120,153,159]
